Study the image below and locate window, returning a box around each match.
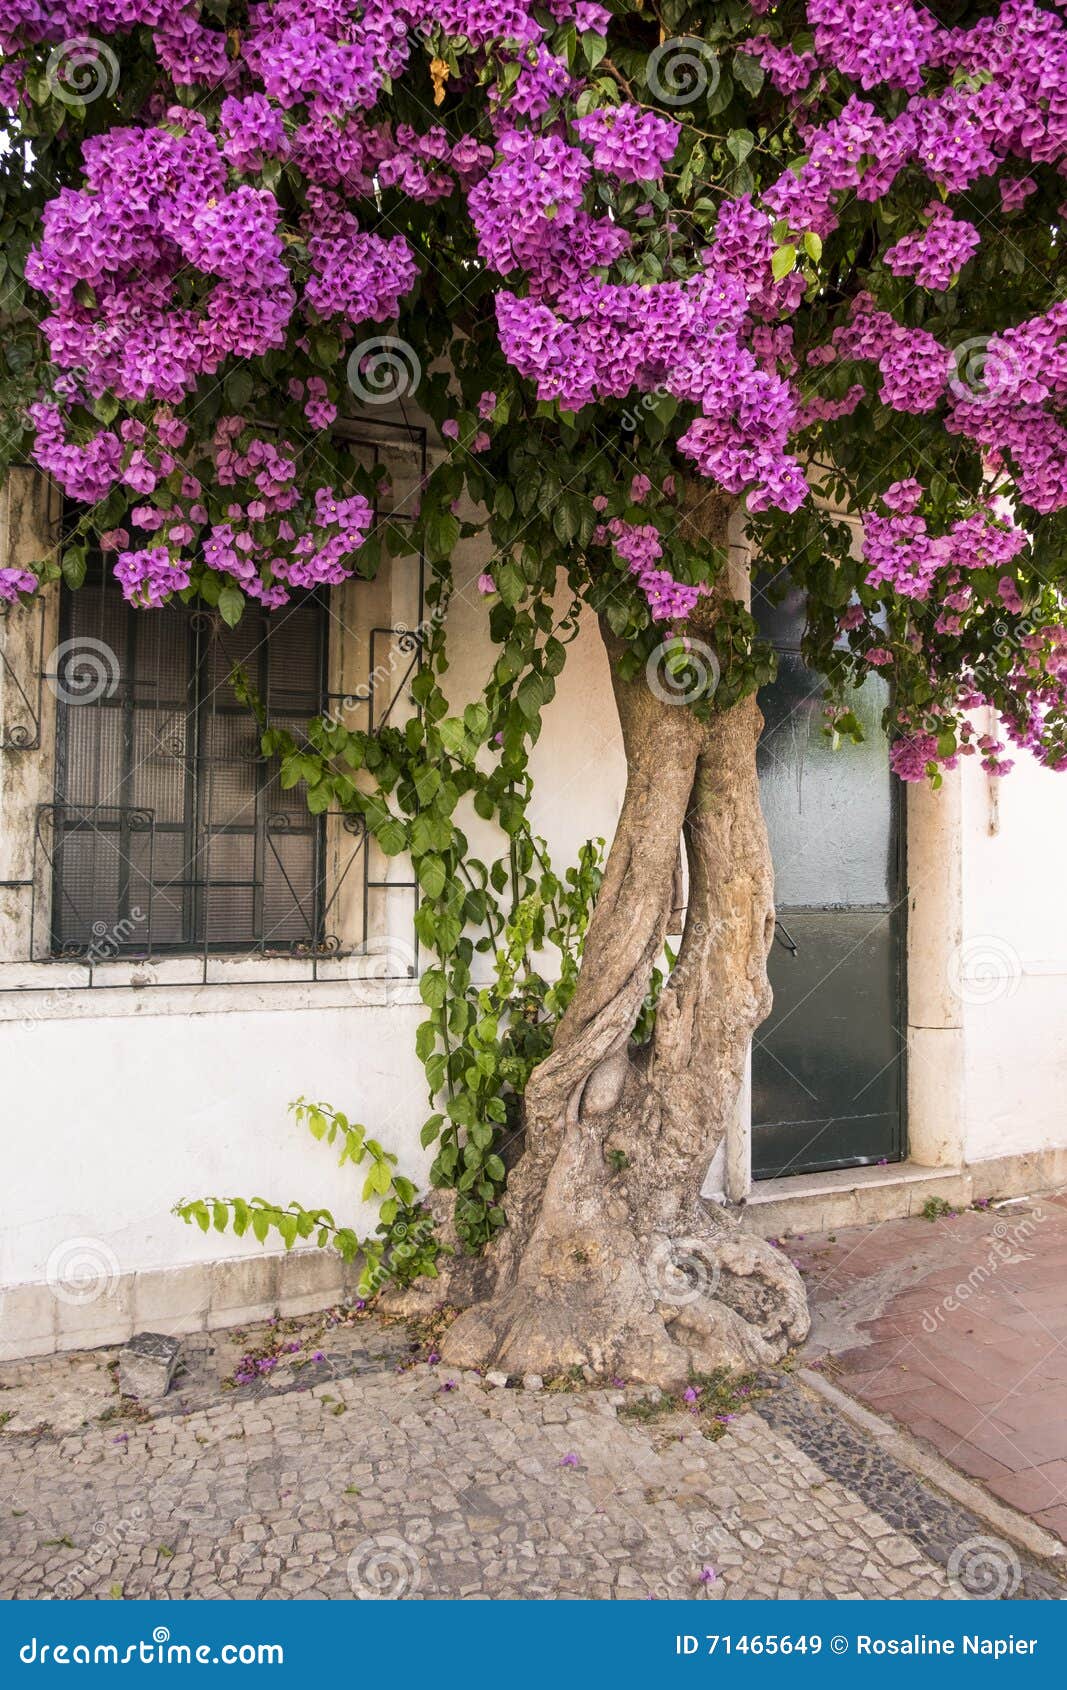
[49,555,329,957]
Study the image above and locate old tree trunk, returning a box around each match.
[434,504,810,1386]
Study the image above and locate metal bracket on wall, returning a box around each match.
[0,597,45,751]
[773,918,799,956]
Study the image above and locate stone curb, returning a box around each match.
[797,1366,1067,1570]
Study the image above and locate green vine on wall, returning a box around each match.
[176,1100,445,1301]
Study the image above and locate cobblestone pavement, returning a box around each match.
[792,1192,1067,1544]
[1,1313,1064,1601]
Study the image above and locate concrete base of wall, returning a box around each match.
[0,1248,357,1364]
[734,1148,1067,1237]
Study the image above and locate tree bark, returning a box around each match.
[441,517,810,1384]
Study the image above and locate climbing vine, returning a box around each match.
[259,583,605,1249]
[176,1099,445,1298]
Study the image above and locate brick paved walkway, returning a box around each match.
[793,1191,1067,1544]
[1,1309,1064,1601]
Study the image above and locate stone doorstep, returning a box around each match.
[734,1161,972,1237]
[734,1146,1067,1239]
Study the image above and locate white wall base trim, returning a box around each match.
[0,1248,359,1364]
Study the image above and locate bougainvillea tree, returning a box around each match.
[3,0,1067,1383]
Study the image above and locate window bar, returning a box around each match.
[0,597,45,751]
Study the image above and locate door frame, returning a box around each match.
[750,757,909,1181]
[714,771,967,1200]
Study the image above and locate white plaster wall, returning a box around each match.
[445,534,626,873]
[1,992,428,1287]
[959,748,1067,1164]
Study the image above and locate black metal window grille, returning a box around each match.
[0,418,427,986]
[49,556,329,957]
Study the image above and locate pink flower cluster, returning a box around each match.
[571,106,680,183]
[884,204,981,291]
[861,486,1028,604]
[25,114,294,405]
[594,518,706,623]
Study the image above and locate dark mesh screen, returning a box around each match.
[50,556,327,956]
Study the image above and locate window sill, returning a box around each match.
[0,956,423,1021]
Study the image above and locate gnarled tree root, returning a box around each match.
[441,1206,809,1386]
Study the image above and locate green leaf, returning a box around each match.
[218,585,245,628]
[419,969,447,1009]
[91,394,119,426]
[310,330,342,369]
[771,245,797,281]
[61,548,87,591]
[583,29,607,69]
[552,491,583,545]
[424,510,460,561]
[517,672,546,721]
[420,1114,444,1148]
[417,853,448,899]
[224,367,254,410]
[438,717,468,756]
[496,560,525,607]
[733,49,765,96]
[375,817,408,856]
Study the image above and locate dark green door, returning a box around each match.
[751,582,905,1180]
